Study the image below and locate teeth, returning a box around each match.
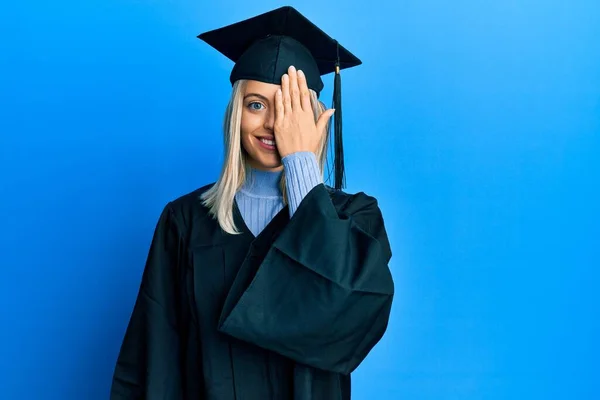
[260,138,275,146]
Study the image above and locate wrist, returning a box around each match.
[281,150,317,162]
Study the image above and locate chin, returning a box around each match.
[251,153,283,171]
[259,159,283,170]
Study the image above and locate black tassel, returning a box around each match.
[333,41,345,191]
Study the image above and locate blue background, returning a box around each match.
[1,0,598,399]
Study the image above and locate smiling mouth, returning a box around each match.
[257,137,277,150]
[260,138,275,146]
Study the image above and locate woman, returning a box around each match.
[110,6,394,400]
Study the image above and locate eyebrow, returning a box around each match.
[244,93,270,103]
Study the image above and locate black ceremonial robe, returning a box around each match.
[110,182,394,400]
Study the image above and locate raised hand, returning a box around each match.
[274,65,335,158]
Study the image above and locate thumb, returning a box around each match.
[316,109,335,134]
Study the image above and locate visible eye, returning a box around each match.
[248,101,265,111]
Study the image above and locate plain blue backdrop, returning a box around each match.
[1,0,598,399]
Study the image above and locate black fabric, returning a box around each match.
[110,183,394,399]
[197,6,361,96]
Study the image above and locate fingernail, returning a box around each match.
[298,69,304,77]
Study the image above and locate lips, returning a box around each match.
[256,136,277,150]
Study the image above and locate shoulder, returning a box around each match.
[324,184,380,215]
[160,182,217,233]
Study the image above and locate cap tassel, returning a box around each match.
[333,41,345,191]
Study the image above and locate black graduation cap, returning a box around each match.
[197,5,362,190]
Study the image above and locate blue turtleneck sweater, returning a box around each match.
[234,151,323,236]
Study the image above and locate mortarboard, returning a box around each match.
[197,5,362,190]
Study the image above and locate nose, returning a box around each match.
[264,106,275,131]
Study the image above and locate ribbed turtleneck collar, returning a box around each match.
[239,167,283,198]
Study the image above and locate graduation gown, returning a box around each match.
[110,182,394,400]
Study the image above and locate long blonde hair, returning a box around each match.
[200,79,331,235]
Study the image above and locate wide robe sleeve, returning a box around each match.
[218,183,394,375]
[110,203,185,400]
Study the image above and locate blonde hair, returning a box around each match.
[200,79,331,235]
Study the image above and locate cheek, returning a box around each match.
[241,110,262,136]
[240,111,260,150]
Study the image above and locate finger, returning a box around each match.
[281,73,292,115]
[288,65,301,111]
[297,69,311,111]
[275,88,284,130]
[316,109,335,135]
